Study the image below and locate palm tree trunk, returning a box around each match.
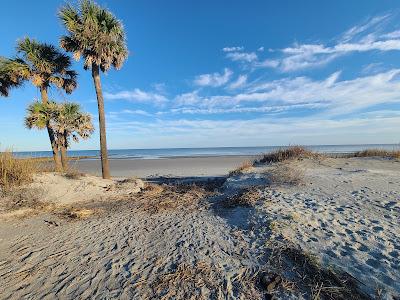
[60,134,68,171]
[91,64,110,179]
[40,87,62,172]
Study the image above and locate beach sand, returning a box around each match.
[0,156,399,299]
[73,155,255,178]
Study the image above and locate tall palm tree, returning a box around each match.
[59,0,128,179]
[52,102,94,170]
[0,38,77,171]
[25,101,94,171]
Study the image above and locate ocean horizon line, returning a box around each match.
[10,143,400,160]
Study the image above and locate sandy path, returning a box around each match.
[0,199,258,299]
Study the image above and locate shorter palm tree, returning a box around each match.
[52,102,94,169]
[25,101,94,171]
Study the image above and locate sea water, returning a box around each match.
[12,144,400,159]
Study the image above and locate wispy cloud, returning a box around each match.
[174,69,400,117]
[109,109,153,117]
[225,14,400,72]
[174,90,202,106]
[107,113,400,146]
[104,88,167,105]
[225,51,258,63]
[193,68,233,87]
[222,46,244,52]
[167,102,326,115]
[228,75,248,89]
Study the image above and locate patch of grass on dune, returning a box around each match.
[229,159,254,176]
[266,162,305,186]
[265,240,371,299]
[0,151,37,190]
[256,146,318,164]
[353,149,400,159]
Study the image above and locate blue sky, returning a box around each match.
[1,0,400,151]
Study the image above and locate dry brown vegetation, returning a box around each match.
[144,261,261,299]
[56,206,97,220]
[0,151,37,190]
[135,183,213,214]
[229,159,254,176]
[352,149,400,159]
[267,162,305,186]
[220,188,261,208]
[265,240,371,300]
[256,146,318,164]
[63,168,86,180]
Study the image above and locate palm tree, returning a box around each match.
[52,102,94,170]
[59,0,128,179]
[0,58,24,96]
[25,101,94,170]
[25,102,58,170]
[0,38,77,171]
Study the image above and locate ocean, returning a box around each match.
[12,144,400,160]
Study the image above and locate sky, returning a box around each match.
[1,0,400,151]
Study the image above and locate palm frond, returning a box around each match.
[4,37,79,95]
[59,0,128,72]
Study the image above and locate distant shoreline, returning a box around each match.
[16,151,374,161]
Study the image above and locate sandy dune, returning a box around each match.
[0,156,399,299]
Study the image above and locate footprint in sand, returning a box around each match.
[357,243,369,252]
[372,226,384,233]
[365,258,380,268]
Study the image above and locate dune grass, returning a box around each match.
[256,146,317,164]
[265,240,371,299]
[220,187,261,208]
[353,149,400,159]
[229,159,254,176]
[0,151,38,190]
[266,162,305,186]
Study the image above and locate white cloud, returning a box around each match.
[382,30,400,39]
[226,51,258,63]
[174,90,202,106]
[222,46,244,52]
[257,14,400,72]
[256,59,280,68]
[104,89,167,105]
[193,68,233,87]
[228,75,248,89]
[340,14,390,42]
[106,113,400,147]
[117,109,152,116]
[174,69,400,118]
[257,47,265,52]
[169,102,326,115]
[361,62,386,75]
